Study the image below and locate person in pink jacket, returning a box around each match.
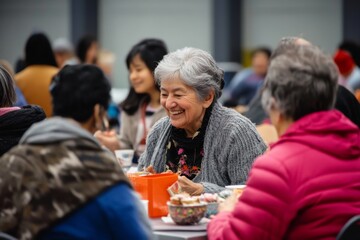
[207,40,360,239]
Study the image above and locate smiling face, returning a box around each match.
[129,54,157,95]
[160,77,214,137]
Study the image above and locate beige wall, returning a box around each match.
[0,0,70,69]
[99,0,213,88]
[243,0,342,54]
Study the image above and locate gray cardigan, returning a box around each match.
[138,102,267,193]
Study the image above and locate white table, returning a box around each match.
[151,218,207,240]
[154,231,207,240]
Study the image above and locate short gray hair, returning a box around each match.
[154,47,224,101]
[261,44,338,120]
[271,36,311,60]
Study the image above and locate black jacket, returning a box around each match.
[0,105,45,156]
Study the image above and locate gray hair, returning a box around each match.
[271,36,311,60]
[154,47,224,101]
[0,64,16,107]
[261,44,338,121]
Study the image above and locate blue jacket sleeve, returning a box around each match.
[39,183,153,240]
[96,184,154,240]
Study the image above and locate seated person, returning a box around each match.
[0,65,45,156]
[244,37,360,129]
[0,65,152,240]
[221,47,271,107]
[353,78,360,103]
[334,49,360,92]
[0,59,28,106]
[335,82,360,128]
[15,32,59,117]
[52,37,78,68]
[95,39,168,163]
[207,40,360,239]
[139,47,267,195]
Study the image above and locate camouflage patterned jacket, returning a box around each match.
[0,117,130,240]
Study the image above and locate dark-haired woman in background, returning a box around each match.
[15,32,58,117]
[95,39,168,162]
[76,35,98,64]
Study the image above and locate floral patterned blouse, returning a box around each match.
[165,137,204,180]
[165,105,212,180]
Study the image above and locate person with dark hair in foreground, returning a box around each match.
[0,65,45,156]
[208,41,360,239]
[0,65,152,240]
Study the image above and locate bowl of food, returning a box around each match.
[200,193,221,218]
[167,194,207,225]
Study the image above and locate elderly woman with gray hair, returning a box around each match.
[138,47,267,194]
[208,42,360,239]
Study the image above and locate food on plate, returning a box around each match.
[200,193,219,203]
[199,193,223,218]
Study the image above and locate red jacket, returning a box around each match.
[208,110,360,240]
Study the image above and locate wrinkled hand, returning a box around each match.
[144,165,156,174]
[143,166,173,174]
[94,130,120,152]
[218,191,241,213]
[177,176,204,196]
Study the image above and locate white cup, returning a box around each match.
[225,185,246,190]
[225,185,246,194]
[141,199,149,216]
[114,149,134,172]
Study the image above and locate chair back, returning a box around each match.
[336,215,360,240]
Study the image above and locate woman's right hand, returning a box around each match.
[143,165,174,174]
[144,165,156,174]
[218,191,242,213]
[94,130,121,152]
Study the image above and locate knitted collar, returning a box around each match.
[170,103,214,150]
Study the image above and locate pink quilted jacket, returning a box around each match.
[208,110,360,240]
